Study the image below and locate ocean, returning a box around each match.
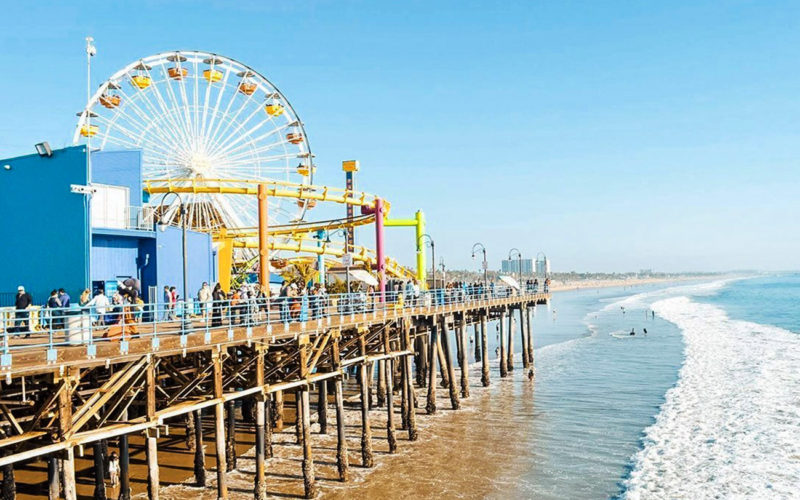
[154,276,800,499]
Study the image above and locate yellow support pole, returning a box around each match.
[384,210,426,289]
[216,227,234,292]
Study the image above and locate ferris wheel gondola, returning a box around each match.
[73,50,315,235]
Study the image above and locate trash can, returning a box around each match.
[66,311,91,345]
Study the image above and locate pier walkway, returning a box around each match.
[0,286,549,499]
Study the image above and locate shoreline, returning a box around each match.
[548,276,707,293]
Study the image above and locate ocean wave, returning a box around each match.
[623,296,800,499]
[598,279,736,313]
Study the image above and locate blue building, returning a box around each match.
[0,145,215,305]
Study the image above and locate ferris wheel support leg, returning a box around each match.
[258,184,270,291]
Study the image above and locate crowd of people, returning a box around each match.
[5,275,551,336]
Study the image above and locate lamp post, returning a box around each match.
[159,192,188,332]
[471,242,488,295]
[508,248,522,294]
[418,234,435,290]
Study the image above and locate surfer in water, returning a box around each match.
[630,328,636,336]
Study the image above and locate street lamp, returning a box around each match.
[471,242,488,295]
[158,192,189,332]
[418,234,435,290]
[508,248,522,294]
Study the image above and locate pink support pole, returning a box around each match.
[375,198,386,302]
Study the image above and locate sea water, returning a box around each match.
[157,277,800,499]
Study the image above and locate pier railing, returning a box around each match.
[0,284,545,364]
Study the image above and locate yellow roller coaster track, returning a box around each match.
[143,178,391,214]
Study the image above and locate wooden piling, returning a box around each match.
[527,306,535,378]
[480,314,490,387]
[402,320,418,441]
[318,380,329,435]
[47,455,59,500]
[58,372,77,500]
[436,336,449,389]
[417,335,428,388]
[254,345,267,500]
[474,322,482,363]
[440,317,460,410]
[119,410,131,500]
[193,409,206,486]
[93,440,107,500]
[144,360,159,500]
[376,359,387,407]
[274,390,284,431]
[507,310,515,372]
[426,321,438,415]
[358,332,374,467]
[499,309,508,378]
[383,327,397,453]
[212,352,229,499]
[226,401,237,471]
[331,334,349,481]
[520,306,530,369]
[297,334,317,498]
[458,321,470,398]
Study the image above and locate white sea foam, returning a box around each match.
[599,279,736,313]
[623,296,800,499]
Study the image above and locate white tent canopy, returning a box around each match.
[347,269,379,287]
[498,275,520,290]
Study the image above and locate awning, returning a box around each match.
[348,269,379,287]
[498,275,520,290]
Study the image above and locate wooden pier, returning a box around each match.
[0,292,548,499]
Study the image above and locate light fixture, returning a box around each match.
[35,142,52,157]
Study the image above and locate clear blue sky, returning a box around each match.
[1,1,798,272]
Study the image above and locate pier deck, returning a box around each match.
[0,289,549,499]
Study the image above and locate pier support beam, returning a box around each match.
[436,337,449,389]
[416,335,428,388]
[47,455,59,500]
[145,357,159,500]
[298,334,317,498]
[318,380,329,435]
[254,345,267,500]
[440,317,460,410]
[331,334,349,481]
[520,306,530,369]
[57,372,77,500]
[226,401,237,471]
[499,308,508,378]
[119,410,131,500]
[358,331,374,467]
[507,310,515,372]
[480,314,490,387]
[93,441,107,500]
[383,327,397,453]
[527,306,535,378]
[193,410,206,486]
[474,322,482,363]
[212,352,229,499]
[377,359,387,407]
[458,320,470,398]
[274,390,284,431]
[402,320,418,441]
[426,321,439,414]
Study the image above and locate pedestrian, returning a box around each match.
[86,289,110,326]
[108,451,120,488]
[13,286,33,334]
[169,287,178,320]
[198,282,212,321]
[46,290,62,334]
[162,286,172,321]
[79,288,91,306]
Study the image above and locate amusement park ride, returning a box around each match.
[74,50,425,296]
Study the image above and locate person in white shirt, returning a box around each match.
[198,282,212,321]
[86,291,110,325]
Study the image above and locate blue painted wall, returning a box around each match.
[91,234,140,283]
[0,146,88,302]
[91,149,143,208]
[155,226,214,302]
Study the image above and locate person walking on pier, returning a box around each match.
[108,451,120,488]
[198,282,212,322]
[86,289,110,326]
[45,289,62,334]
[211,283,225,327]
[13,285,33,334]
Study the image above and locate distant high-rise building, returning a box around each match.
[501,258,533,276]
[536,257,550,277]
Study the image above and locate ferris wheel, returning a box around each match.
[73,50,315,232]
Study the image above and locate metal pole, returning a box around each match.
[483,248,488,294]
[182,204,188,332]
